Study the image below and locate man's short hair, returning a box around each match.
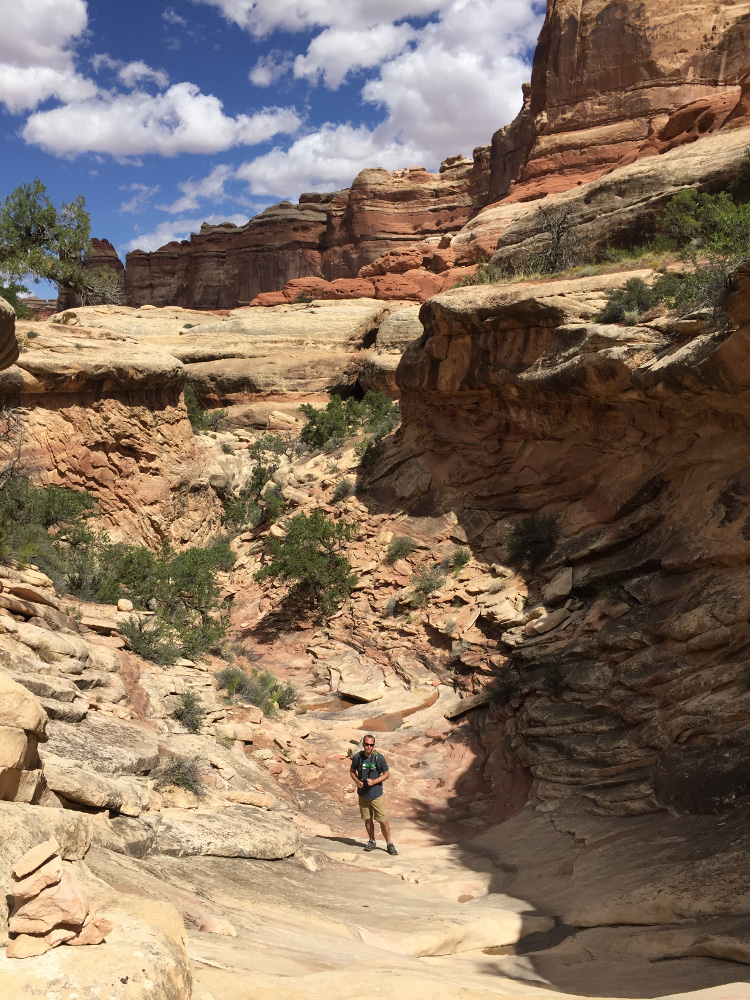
[363,734,375,743]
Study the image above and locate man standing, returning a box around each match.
[350,734,398,855]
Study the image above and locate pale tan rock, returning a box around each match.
[0,672,47,738]
[0,767,45,804]
[117,598,134,612]
[11,838,60,879]
[224,789,276,809]
[9,869,89,935]
[6,933,53,959]
[0,726,32,769]
[67,913,113,946]
[11,856,64,902]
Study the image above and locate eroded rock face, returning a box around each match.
[370,269,750,815]
[487,0,750,206]
[123,156,490,310]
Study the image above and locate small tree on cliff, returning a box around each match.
[0,179,121,305]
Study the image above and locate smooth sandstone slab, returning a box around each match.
[0,672,47,738]
[11,839,61,880]
[0,726,33,769]
[40,753,152,817]
[153,807,301,860]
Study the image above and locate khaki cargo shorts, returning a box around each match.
[359,796,387,822]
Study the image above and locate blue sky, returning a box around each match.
[0,0,544,295]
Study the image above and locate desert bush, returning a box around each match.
[491,675,521,706]
[215,666,296,715]
[119,616,180,666]
[385,535,417,564]
[506,512,558,569]
[410,566,445,607]
[255,508,357,617]
[527,205,582,274]
[597,277,659,324]
[173,689,206,733]
[455,259,506,287]
[155,754,205,796]
[248,434,287,461]
[332,478,353,503]
[450,638,471,660]
[221,442,233,455]
[440,546,471,572]
[542,661,567,697]
[183,384,227,433]
[35,641,57,664]
[299,391,399,450]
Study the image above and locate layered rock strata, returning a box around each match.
[369,267,750,815]
[124,154,489,309]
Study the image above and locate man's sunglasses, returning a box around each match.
[363,742,375,747]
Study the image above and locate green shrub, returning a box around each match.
[440,546,471,572]
[255,508,357,618]
[332,478,353,503]
[455,259,506,287]
[450,638,471,660]
[385,535,417,564]
[597,277,659,324]
[35,641,57,664]
[119,616,180,666]
[221,442,233,455]
[0,282,31,318]
[299,392,399,450]
[155,754,205,796]
[410,566,444,607]
[384,596,398,617]
[248,434,286,461]
[183,384,227,433]
[542,662,567,697]
[491,675,520,706]
[354,436,383,468]
[173,689,206,733]
[506,513,558,569]
[215,666,296,715]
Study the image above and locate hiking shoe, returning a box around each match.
[364,840,376,852]
[387,843,398,856]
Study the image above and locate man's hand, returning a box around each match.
[364,778,374,787]
[356,778,364,789]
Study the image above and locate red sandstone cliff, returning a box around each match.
[104,0,750,307]
[123,153,489,309]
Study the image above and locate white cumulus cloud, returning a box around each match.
[236,122,424,196]
[235,0,542,197]
[249,51,293,87]
[293,23,416,89]
[0,0,95,112]
[158,164,236,213]
[194,0,455,35]
[22,86,302,157]
[119,61,170,90]
[119,183,161,213]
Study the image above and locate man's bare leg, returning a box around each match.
[379,820,391,843]
[365,817,375,841]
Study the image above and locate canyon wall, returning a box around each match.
[487,0,750,205]
[123,153,489,309]
[365,265,750,817]
[109,0,750,307]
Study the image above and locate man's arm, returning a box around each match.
[350,763,364,789]
[364,768,389,788]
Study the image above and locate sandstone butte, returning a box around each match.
[78,0,750,310]
[5,4,750,1000]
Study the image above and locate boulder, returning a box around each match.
[153,807,301,859]
[326,649,387,702]
[40,754,152,817]
[44,715,160,775]
[9,869,90,936]
[0,672,47,738]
